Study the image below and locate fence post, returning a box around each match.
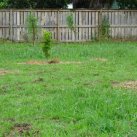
[98,9,102,40]
[57,10,60,42]
[10,9,13,41]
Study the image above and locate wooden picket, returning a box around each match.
[0,9,137,42]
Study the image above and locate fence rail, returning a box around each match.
[0,9,137,42]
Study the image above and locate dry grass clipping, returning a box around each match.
[112,81,137,90]
[0,69,15,75]
[91,58,108,62]
[18,60,82,65]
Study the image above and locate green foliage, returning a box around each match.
[74,0,137,9]
[66,13,75,32]
[117,0,137,9]
[6,0,70,9]
[42,30,52,58]
[26,13,39,45]
[99,16,110,41]
[0,0,8,9]
[2,0,137,9]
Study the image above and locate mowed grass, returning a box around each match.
[0,41,137,136]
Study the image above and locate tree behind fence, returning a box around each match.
[0,9,137,42]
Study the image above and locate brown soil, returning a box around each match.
[18,60,82,65]
[21,61,47,65]
[112,80,137,90]
[48,58,60,64]
[0,70,9,75]
[8,123,31,136]
[0,69,15,75]
[13,123,31,133]
[5,123,40,137]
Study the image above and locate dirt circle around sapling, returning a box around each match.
[18,59,82,65]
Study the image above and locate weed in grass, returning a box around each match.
[42,30,52,58]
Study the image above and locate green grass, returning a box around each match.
[0,41,137,136]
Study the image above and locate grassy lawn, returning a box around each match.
[0,41,137,136]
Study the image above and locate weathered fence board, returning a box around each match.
[0,9,137,42]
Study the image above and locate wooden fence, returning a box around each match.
[0,9,137,42]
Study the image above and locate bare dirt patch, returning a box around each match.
[13,123,31,134]
[48,58,60,64]
[18,60,48,65]
[0,69,17,76]
[0,70,10,75]
[7,123,31,136]
[18,60,82,65]
[7,123,40,136]
[112,80,137,90]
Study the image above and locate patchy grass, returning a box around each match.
[112,80,137,90]
[0,41,137,136]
